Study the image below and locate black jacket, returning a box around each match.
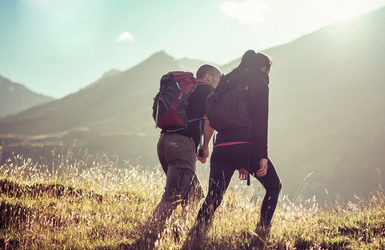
[214,71,269,159]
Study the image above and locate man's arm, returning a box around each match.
[197,118,214,163]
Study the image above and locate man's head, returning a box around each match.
[196,64,221,88]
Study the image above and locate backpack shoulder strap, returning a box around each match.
[260,76,269,86]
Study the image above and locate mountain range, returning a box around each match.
[0,75,54,117]
[1,7,384,201]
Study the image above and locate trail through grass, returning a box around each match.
[0,149,384,249]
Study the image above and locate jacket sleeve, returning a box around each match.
[249,78,269,159]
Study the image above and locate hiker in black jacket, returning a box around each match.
[183,50,282,249]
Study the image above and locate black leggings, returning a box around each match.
[197,143,282,228]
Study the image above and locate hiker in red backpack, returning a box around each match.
[182,50,282,249]
[126,65,221,249]
[155,64,221,214]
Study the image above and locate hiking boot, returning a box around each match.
[255,222,270,239]
[180,223,207,250]
[248,223,271,250]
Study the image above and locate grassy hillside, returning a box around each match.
[0,150,384,250]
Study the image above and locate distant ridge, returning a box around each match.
[0,75,55,118]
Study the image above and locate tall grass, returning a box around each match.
[0,146,384,249]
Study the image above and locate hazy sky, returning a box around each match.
[1,0,384,98]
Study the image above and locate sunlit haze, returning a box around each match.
[0,0,384,98]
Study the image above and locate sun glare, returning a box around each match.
[320,0,373,24]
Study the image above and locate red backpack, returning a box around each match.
[152,71,199,131]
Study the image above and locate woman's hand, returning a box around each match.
[238,168,248,180]
[257,158,268,177]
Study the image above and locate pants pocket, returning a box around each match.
[177,169,194,198]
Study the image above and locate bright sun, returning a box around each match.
[320,0,372,23]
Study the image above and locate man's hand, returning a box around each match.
[256,158,268,177]
[197,119,215,164]
[197,146,209,163]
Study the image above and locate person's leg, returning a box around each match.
[150,133,174,227]
[181,159,235,250]
[162,133,204,213]
[156,134,197,218]
[196,143,250,229]
[182,143,249,250]
[159,133,203,212]
[153,165,192,220]
[197,159,235,226]
[254,159,282,230]
[132,134,196,249]
[181,173,205,214]
[131,165,183,249]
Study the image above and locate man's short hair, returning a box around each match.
[196,64,219,79]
